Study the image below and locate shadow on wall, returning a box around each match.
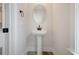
[26,33,37,54]
[0,23,2,29]
[0,48,2,55]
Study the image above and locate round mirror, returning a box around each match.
[33,4,46,25]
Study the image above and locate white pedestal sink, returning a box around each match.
[32,29,47,55]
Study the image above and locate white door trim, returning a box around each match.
[75,3,79,54]
[2,3,12,55]
[2,3,6,55]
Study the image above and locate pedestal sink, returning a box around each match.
[32,29,47,55]
[32,4,47,55]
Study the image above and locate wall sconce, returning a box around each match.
[19,10,24,17]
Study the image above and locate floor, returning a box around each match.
[27,51,54,55]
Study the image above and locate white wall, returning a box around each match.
[69,4,75,53]
[0,7,2,28]
[0,6,2,23]
[14,3,31,55]
[0,31,2,48]
[9,3,31,55]
[52,3,75,55]
[0,12,1,24]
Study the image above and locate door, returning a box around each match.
[2,3,9,55]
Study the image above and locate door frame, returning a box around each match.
[2,3,17,55]
[75,3,79,54]
[2,3,6,55]
[2,3,12,55]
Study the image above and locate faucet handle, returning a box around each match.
[37,25,42,31]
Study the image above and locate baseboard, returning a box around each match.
[25,49,54,55]
[24,49,36,55]
[25,48,76,55]
[66,48,78,55]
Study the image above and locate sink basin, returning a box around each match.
[32,29,47,36]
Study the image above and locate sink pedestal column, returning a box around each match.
[32,30,46,55]
[36,35,42,55]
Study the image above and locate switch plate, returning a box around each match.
[3,28,9,33]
